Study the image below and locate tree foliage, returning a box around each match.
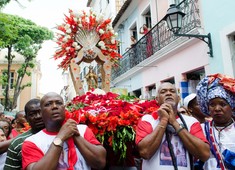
[0,0,31,9]
[0,0,11,9]
[0,13,53,111]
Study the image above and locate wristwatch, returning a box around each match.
[53,137,63,147]
[176,124,185,135]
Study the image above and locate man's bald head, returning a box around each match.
[40,92,65,131]
[40,92,63,106]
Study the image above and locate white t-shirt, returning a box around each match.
[136,113,207,170]
[22,124,101,170]
[0,152,7,169]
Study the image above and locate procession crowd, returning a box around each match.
[0,73,235,170]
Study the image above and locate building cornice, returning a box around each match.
[0,61,24,64]
[112,0,132,28]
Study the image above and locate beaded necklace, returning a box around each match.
[208,120,234,170]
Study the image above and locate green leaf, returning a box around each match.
[0,12,53,111]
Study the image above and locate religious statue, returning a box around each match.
[85,66,98,90]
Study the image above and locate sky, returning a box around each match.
[2,0,88,94]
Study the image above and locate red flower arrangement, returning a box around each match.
[66,90,160,160]
[54,9,122,70]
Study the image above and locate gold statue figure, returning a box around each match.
[85,66,98,90]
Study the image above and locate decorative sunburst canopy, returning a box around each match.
[54,9,122,70]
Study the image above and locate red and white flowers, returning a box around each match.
[54,9,122,70]
[65,90,160,159]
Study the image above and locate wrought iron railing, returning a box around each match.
[112,0,201,80]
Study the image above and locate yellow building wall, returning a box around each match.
[18,72,32,111]
[0,62,34,111]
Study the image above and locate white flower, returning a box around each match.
[74,18,78,22]
[72,42,81,50]
[92,88,106,95]
[63,37,68,42]
[85,17,89,23]
[65,24,70,29]
[98,41,106,50]
[110,30,114,34]
[65,35,71,39]
[78,24,83,27]
[66,28,72,34]
[106,25,112,31]
[72,42,78,47]
[115,32,118,37]
[111,38,116,44]
[139,100,147,103]
[101,46,106,50]
[66,47,70,51]
[99,29,105,34]
[94,103,99,107]
[98,41,105,46]
[57,34,62,39]
[75,45,81,50]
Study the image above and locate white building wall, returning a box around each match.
[81,0,211,100]
[220,23,235,77]
[114,36,209,97]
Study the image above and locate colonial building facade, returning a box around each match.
[64,0,235,102]
[0,51,41,111]
[88,0,234,101]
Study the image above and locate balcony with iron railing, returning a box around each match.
[112,0,201,80]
